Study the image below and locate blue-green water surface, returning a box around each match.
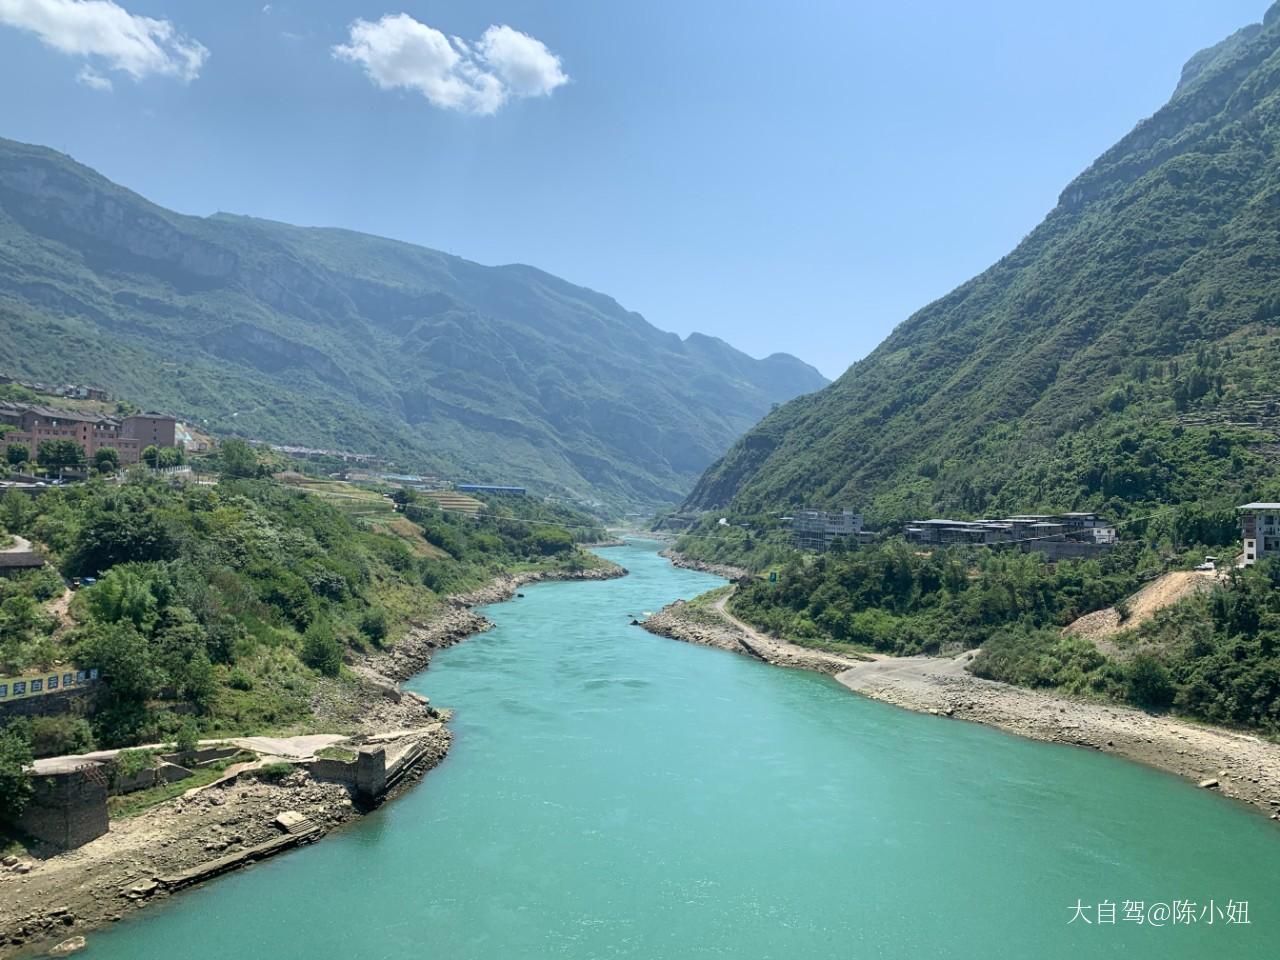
[84,541,1279,958]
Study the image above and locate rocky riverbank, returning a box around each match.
[641,596,867,675]
[365,561,628,684]
[658,549,748,581]
[0,558,627,958]
[642,592,1280,821]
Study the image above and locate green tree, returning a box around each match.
[0,723,34,823]
[77,622,159,744]
[301,620,343,677]
[65,499,180,578]
[37,439,84,471]
[5,443,27,467]
[94,447,120,473]
[1127,654,1175,711]
[85,566,161,631]
[24,716,95,758]
[157,446,184,469]
[173,718,200,755]
[359,608,389,644]
[218,438,261,479]
[141,445,160,469]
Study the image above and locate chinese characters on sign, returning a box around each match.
[1069,900,1250,926]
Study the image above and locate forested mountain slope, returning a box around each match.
[685,2,1280,521]
[0,138,825,508]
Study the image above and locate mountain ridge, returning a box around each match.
[684,3,1280,521]
[0,136,826,507]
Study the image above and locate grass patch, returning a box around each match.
[687,585,732,610]
[316,745,357,762]
[246,761,296,782]
[0,829,29,859]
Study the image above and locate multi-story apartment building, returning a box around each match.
[790,508,875,551]
[0,403,177,465]
[121,412,177,448]
[1239,503,1280,565]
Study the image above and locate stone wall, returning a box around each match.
[307,757,358,786]
[0,688,89,721]
[356,747,387,799]
[18,765,109,851]
[110,761,191,796]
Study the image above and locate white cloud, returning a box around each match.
[75,63,110,89]
[476,24,566,99]
[333,14,567,115]
[0,0,208,84]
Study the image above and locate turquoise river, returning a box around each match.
[84,541,1278,959]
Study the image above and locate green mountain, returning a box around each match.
[0,138,825,509]
[686,3,1280,522]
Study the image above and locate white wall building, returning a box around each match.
[1238,502,1280,565]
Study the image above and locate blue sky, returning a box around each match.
[0,1,1268,378]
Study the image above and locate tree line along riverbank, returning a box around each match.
[665,508,1280,736]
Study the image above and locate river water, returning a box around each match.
[85,541,1278,959]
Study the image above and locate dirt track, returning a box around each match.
[1063,570,1221,644]
[642,593,869,676]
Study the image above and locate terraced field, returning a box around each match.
[287,478,447,558]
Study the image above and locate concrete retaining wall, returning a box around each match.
[307,746,389,801]
[18,766,109,851]
[307,757,358,786]
[110,761,192,796]
[0,688,90,720]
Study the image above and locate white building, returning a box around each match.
[1238,502,1280,565]
[790,508,871,551]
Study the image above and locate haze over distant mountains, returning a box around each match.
[0,137,825,507]
[684,1,1280,522]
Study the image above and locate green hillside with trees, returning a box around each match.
[670,5,1280,737]
[0,457,607,762]
[0,138,826,511]
[684,1,1280,524]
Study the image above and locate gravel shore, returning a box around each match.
[658,549,748,581]
[642,594,1280,821]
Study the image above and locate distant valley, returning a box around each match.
[0,137,825,509]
